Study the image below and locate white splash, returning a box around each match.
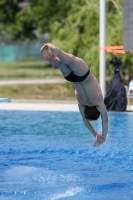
[50,186,84,200]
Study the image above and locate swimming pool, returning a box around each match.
[0,110,133,200]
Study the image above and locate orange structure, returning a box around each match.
[100,46,125,57]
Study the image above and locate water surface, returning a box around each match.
[0,110,133,200]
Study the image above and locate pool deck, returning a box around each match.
[0,99,79,111]
[0,99,133,112]
[0,79,132,112]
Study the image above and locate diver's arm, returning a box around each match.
[78,104,106,146]
[96,102,108,138]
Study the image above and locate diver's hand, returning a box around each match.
[93,133,106,147]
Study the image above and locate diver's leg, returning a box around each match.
[49,57,71,77]
[40,43,89,76]
[40,45,71,77]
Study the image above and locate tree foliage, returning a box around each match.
[0,0,133,79]
[0,0,36,40]
[29,0,101,77]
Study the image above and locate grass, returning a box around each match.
[0,61,77,100]
[0,61,63,80]
[0,82,76,100]
[0,61,131,103]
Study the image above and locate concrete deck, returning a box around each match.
[0,79,132,112]
[0,99,133,112]
[0,100,79,111]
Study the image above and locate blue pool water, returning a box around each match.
[0,110,133,200]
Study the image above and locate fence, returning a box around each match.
[0,41,62,79]
[0,41,44,62]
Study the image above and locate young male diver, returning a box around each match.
[40,43,108,147]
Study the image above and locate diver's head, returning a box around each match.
[84,105,100,121]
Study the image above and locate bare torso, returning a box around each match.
[74,72,104,107]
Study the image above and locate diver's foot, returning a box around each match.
[40,45,52,61]
[44,43,59,58]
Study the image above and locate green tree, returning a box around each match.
[0,0,36,40]
[27,0,100,77]
[1,0,133,80]
[28,0,132,79]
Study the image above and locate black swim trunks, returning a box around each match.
[64,69,90,83]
